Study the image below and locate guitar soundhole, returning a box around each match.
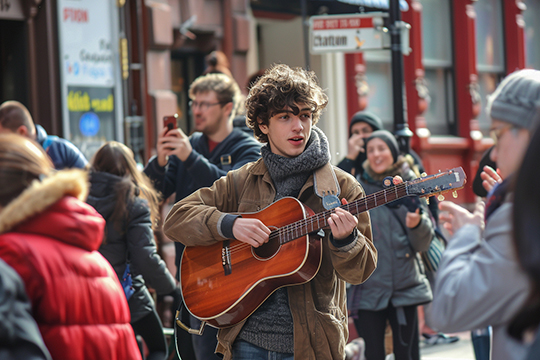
[252,227,280,260]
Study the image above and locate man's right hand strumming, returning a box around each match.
[232,218,271,248]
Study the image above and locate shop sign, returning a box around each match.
[310,12,388,54]
[57,0,122,160]
[0,0,24,20]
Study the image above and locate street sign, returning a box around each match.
[309,12,389,54]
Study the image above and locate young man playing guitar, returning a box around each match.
[164,64,377,359]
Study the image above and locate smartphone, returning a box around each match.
[163,115,178,131]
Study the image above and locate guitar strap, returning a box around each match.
[313,163,341,210]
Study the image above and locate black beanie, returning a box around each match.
[349,111,383,136]
[365,130,400,164]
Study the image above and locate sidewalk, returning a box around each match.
[420,332,475,360]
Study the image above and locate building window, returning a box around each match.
[474,0,505,135]
[419,0,454,136]
[363,50,393,130]
[524,0,540,70]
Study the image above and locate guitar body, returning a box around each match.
[180,197,322,329]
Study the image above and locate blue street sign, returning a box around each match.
[79,112,100,137]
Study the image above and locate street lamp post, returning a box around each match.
[301,0,311,70]
[389,0,413,154]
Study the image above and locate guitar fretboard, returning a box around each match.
[275,183,410,244]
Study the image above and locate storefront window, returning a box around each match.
[419,0,454,136]
[363,50,393,130]
[474,0,505,135]
[423,68,455,135]
[524,0,540,70]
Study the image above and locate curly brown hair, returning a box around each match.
[245,64,329,143]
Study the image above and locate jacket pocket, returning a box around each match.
[313,307,347,358]
[394,247,413,260]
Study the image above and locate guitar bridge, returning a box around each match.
[222,240,232,275]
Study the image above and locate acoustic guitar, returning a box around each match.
[179,167,466,329]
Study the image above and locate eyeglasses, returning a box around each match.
[489,125,515,145]
[189,100,224,111]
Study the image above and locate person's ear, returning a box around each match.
[16,125,30,138]
[257,119,269,134]
[223,101,234,117]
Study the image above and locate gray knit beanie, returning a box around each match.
[349,111,383,136]
[486,69,540,131]
[365,130,400,163]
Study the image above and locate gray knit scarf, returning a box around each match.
[237,126,331,353]
[261,126,331,200]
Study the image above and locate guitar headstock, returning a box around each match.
[407,167,467,199]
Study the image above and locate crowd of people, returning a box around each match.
[0,57,540,360]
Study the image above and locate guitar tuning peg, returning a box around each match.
[452,191,458,198]
[438,194,445,201]
[421,172,427,178]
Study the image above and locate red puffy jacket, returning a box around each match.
[0,170,142,360]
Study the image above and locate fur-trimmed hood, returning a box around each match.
[0,170,105,251]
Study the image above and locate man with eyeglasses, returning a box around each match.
[144,72,261,360]
[427,69,540,360]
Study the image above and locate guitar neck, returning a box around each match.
[277,183,410,244]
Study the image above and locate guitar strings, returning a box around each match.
[225,181,412,255]
[225,172,458,256]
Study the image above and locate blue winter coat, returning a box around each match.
[35,125,88,170]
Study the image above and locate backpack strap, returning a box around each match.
[42,135,59,152]
[313,163,341,210]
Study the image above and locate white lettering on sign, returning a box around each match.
[312,17,374,30]
[63,8,89,23]
[310,13,389,54]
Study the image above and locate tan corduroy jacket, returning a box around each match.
[164,158,377,359]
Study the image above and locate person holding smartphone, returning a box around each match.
[144,72,261,360]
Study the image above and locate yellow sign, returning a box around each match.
[67,90,114,112]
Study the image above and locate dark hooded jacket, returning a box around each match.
[0,258,51,360]
[87,171,176,322]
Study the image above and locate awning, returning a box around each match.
[250,0,408,17]
[334,0,409,11]
[251,0,389,16]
